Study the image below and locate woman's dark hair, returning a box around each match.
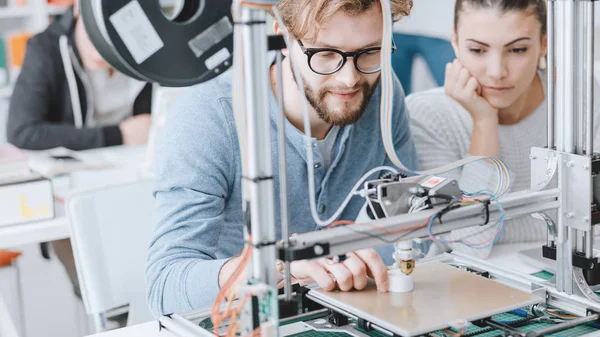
[454,0,547,37]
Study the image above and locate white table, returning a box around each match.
[86,322,169,337]
[0,145,149,337]
[0,145,149,250]
[0,216,70,249]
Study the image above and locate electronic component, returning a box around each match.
[365,174,462,219]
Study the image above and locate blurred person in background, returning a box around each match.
[6,1,153,301]
[392,0,456,94]
[6,1,152,151]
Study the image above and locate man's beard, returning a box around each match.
[292,70,380,126]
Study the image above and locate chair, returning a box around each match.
[66,179,155,333]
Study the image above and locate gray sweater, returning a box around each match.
[407,72,600,258]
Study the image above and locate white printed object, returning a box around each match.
[388,268,414,293]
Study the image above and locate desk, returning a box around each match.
[0,145,148,250]
[85,322,169,337]
[0,145,149,337]
[0,216,69,249]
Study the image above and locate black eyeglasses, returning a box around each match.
[297,40,396,75]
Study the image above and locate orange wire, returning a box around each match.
[225,293,253,337]
[240,2,272,10]
[327,220,355,229]
[212,238,253,337]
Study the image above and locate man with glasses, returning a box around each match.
[146,0,415,315]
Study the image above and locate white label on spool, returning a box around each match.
[205,48,231,70]
[109,1,164,64]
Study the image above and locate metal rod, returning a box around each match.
[525,314,599,337]
[548,231,555,248]
[576,1,587,155]
[577,230,585,255]
[241,7,278,287]
[547,0,555,149]
[556,0,565,150]
[563,0,575,154]
[159,314,217,337]
[586,226,594,258]
[275,51,293,302]
[280,309,330,324]
[286,190,559,261]
[586,0,594,155]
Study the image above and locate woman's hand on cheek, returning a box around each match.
[444,59,499,125]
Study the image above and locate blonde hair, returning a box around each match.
[276,0,412,42]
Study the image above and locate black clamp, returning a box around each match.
[477,199,491,225]
[586,308,600,321]
[279,243,330,262]
[327,310,348,327]
[357,318,373,331]
[295,286,323,313]
[233,20,267,26]
[242,175,274,184]
[253,240,277,248]
[268,35,286,51]
[437,201,462,224]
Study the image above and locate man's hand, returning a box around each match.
[119,114,152,145]
[219,255,246,289]
[289,249,389,292]
[219,249,389,293]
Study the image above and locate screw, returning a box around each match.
[215,68,221,74]
[545,157,549,162]
[585,164,591,171]
[314,245,324,255]
[530,155,537,160]
[566,161,574,168]
[547,169,553,175]
[224,61,230,66]
[566,212,575,219]
[583,216,591,223]
[579,277,585,284]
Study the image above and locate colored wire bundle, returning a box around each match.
[426,192,505,248]
[329,192,503,249]
[378,0,512,198]
[211,240,253,337]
